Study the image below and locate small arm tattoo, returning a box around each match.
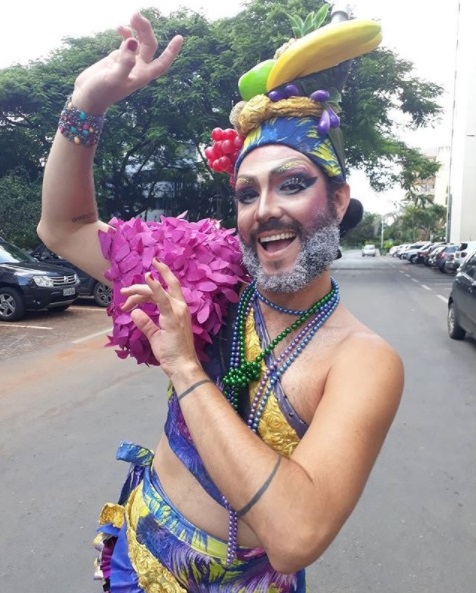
[236,454,282,518]
[71,211,96,224]
[177,378,213,402]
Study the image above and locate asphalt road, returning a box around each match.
[1,252,475,593]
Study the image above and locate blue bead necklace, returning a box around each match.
[221,278,340,564]
[247,281,340,431]
[254,281,309,315]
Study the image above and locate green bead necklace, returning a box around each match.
[222,281,336,393]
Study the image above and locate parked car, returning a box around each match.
[401,242,432,263]
[362,244,377,257]
[447,251,476,340]
[421,244,438,266]
[415,242,442,265]
[397,244,415,259]
[444,241,476,274]
[390,244,410,258]
[31,243,112,307]
[431,244,457,272]
[426,244,447,267]
[388,245,400,256]
[0,239,80,321]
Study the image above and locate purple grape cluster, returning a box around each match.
[266,86,341,136]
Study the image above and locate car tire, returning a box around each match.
[410,254,417,264]
[93,282,112,307]
[0,287,26,322]
[448,303,466,340]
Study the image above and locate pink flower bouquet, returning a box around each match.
[99,216,247,365]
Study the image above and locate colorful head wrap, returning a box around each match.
[235,116,345,181]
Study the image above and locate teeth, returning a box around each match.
[260,233,295,243]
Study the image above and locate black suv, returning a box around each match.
[31,243,112,307]
[0,239,80,321]
[447,251,476,341]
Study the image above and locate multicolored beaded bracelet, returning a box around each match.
[58,97,105,147]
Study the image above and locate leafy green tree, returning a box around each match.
[341,56,442,193]
[0,171,42,247]
[0,2,443,222]
[386,203,447,243]
[341,211,380,247]
[397,145,441,206]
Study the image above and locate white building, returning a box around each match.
[448,0,476,241]
[434,146,450,208]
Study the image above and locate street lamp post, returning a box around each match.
[380,211,397,254]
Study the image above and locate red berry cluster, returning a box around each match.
[204,127,244,175]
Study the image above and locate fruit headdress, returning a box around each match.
[205,4,382,208]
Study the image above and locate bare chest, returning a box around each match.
[262,325,339,425]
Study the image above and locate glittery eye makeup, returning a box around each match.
[234,177,259,204]
[279,173,318,195]
[235,158,320,203]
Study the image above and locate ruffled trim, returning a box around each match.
[99,216,247,366]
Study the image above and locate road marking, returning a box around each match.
[396,266,450,305]
[69,306,107,312]
[1,324,53,330]
[72,328,111,344]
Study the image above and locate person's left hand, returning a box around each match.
[120,259,201,379]
[72,12,183,114]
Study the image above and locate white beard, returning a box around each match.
[240,221,340,294]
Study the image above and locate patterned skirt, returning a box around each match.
[94,442,306,593]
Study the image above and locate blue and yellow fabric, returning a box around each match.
[95,442,306,593]
[235,116,345,182]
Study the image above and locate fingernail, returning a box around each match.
[126,38,138,52]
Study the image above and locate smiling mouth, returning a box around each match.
[259,232,297,253]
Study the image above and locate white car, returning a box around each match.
[388,245,400,256]
[362,244,377,257]
[445,241,476,273]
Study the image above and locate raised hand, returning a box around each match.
[120,259,201,380]
[71,12,183,114]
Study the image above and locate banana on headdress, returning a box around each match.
[238,15,382,101]
[266,19,381,91]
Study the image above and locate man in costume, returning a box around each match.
[39,8,403,593]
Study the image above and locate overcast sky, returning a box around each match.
[0,1,460,214]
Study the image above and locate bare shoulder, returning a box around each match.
[323,307,404,427]
[334,309,403,385]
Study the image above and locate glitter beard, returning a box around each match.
[240,217,340,294]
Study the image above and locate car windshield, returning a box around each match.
[0,242,38,264]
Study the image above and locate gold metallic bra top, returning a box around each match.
[245,308,308,458]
